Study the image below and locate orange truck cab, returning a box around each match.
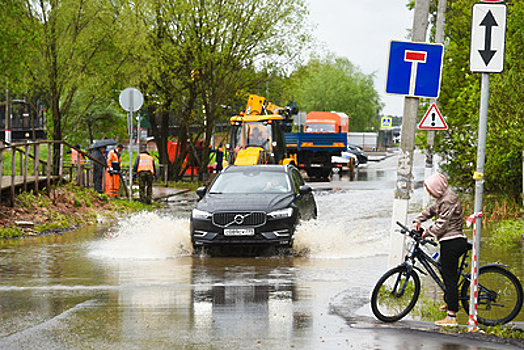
[304,111,349,134]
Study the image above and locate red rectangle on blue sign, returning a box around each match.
[405,51,427,62]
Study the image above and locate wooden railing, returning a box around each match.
[0,140,104,206]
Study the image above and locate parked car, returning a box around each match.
[331,152,358,173]
[190,164,317,251]
[345,144,368,165]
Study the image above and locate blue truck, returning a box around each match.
[285,132,348,179]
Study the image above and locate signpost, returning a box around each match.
[418,103,448,130]
[468,2,507,331]
[119,87,144,201]
[470,3,507,73]
[386,41,444,99]
[381,116,392,129]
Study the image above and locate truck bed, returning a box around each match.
[285,132,347,153]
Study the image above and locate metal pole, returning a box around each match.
[128,111,133,201]
[389,0,431,267]
[5,89,11,144]
[468,72,490,330]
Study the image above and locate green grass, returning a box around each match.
[489,220,524,247]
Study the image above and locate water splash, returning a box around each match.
[88,211,193,260]
[293,190,392,259]
[88,184,423,260]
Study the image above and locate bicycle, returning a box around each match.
[371,221,523,326]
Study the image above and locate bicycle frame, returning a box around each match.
[403,235,470,295]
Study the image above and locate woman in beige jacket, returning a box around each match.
[413,172,467,327]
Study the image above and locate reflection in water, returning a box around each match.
[190,258,311,342]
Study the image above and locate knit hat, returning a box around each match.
[424,173,448,198]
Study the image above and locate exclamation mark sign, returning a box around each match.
[431,113,436,127]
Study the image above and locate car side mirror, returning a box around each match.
[196,186,207,199]
[299,185,312,196]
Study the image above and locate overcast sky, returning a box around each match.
[307,0,414,116]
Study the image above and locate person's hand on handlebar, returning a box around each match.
[413,222,429,238]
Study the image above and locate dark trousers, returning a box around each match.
[440,237,468,313]
[93,167,104,193]
[138,171,153,204]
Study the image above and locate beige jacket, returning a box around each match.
[414,188,466,241]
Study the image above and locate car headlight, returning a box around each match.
[268,208,293,219]
[192,208,212,220]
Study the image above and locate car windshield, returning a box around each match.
[209,169,292,194]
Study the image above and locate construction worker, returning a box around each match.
[71,144,85,165]
[105,144,124,197]
[133,148,156,204]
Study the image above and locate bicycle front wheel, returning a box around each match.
[460,265,523,326]
[371,265,420,322]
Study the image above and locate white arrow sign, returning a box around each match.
[418,103,448,130]
[470,3,507,73]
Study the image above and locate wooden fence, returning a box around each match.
[0,140,104,206]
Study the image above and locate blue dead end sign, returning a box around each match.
[386,41,444,98]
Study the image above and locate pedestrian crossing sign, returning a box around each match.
[418,103,448,130]
[381,116,392,128]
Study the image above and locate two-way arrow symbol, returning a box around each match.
[479,10,498,65]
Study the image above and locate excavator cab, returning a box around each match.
[228,116,287,165]
[227,94,295,166]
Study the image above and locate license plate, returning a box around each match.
[224,228,255,236]
[310,164,322,168]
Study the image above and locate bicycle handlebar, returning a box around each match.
[396,221,437,246]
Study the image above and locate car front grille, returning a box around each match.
[212,211,267,228]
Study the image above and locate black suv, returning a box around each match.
[190,165,317,250]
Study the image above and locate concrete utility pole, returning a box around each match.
[388,0,431,267]
[423,0,447,207]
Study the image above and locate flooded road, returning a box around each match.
[0,151,522,349]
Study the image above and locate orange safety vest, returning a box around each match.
[105,150,121,197]
[137,153,155,174]
[71,148,84,165]
[107,150,121,170]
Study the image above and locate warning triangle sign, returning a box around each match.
[418,103,448,130]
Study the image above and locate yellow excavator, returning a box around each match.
[227,94,296,166]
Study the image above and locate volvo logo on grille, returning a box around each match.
[233,214,245,224]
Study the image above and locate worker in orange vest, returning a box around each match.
[71,144,85,165]
[133,148,156,204]
[105,144,124,197]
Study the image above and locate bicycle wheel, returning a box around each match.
[460,265,523,326]
[371,265,420,322]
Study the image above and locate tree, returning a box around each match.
[13,0,137,171]
[435,0,524,197]
[138,0,311,180]
[287,55,383,131]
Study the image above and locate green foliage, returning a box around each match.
[110,198,157,213]
[0,227,24,238]
[171,180,202,191]
[484,325,524,339]
[490,220,524,247]
[139,0,311,174]
[434,0,524,196]
[287,54,383,131]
